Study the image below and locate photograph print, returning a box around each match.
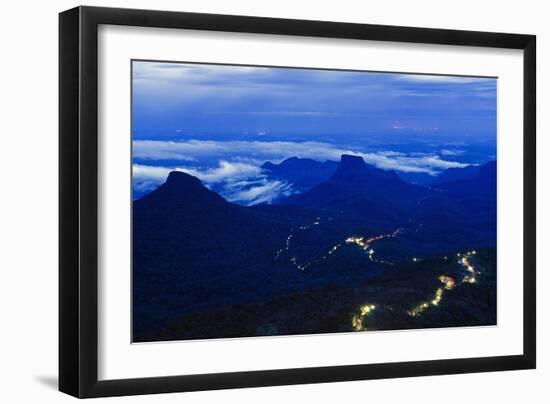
[132,60,497,343]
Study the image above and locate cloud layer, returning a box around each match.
[133,139,467,174]
[133,160,294,205]
[132,139,470,204]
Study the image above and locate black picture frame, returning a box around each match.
[59,6,536,398]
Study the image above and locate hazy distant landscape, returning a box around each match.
[132,61,497,342]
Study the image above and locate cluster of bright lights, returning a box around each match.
[343,228,405,265]
[408,302,430,317]
[438,275,456,290]
[360,304,376,315]
[346,228,403,251]
[459,254,479,283]
[345,236,369,249]
[431,288,444,306]
[345,236,381,262]
[408,285,445,317]
[352,304,376,331]
[351,316,363,331]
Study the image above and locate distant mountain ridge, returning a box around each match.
[261,157,338,193]
[282,154,426,212]
[433,160,496,196]
[431,164,480,186]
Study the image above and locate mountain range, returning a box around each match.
[133,154,496,341]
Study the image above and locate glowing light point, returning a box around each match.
[353,304,377,331]
[438,275,456,290]
[431,288,444,306]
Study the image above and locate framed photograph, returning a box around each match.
[59,6,536,398]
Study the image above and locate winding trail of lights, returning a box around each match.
[344,228,403,264]
[273,219,484,331]
[407,251,480,318]
[352,250,482,331]
[459,252,478,284]
[275,218,404,271]
[274,224,310,260]
[274,218,318,270]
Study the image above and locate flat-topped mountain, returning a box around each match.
[282,154,424,212]
[331,154,407,185]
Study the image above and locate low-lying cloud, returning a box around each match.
[133,139,467,174]
[133,161,295,205]
[132,139,471,204]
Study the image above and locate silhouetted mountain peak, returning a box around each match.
[282,154,423,210]
[261,157,339,193]
[331,154,400,184]
[165,170,203,189]
[332,155,365,181]
[340,154,366,168]
[136,170,228,210]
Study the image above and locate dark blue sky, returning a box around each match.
[132,61,496,145]
[131,61,496,204]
